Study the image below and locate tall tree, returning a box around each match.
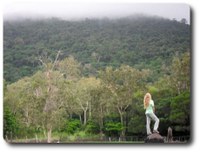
[99,65,150,137]
[169,52,190,95]
[75,77,100,125]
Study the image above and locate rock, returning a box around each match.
[167,127,173,143]
[145,133,164,143]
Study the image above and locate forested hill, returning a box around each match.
[4,16,190,83]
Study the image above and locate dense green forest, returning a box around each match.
[4,15,190,83]
[3,15,190,143]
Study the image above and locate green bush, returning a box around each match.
[85,120,99,134]
[64,119,81,134]
[3,106,19,139]
[104,122,123,137]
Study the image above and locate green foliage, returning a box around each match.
[3,106,19,139]
[104,122,123,137]
[169,52,190,95]
[128,115,145,134]
[3,51,191,140]
[170,92,190,126]
[4,16,190,83]
[85,120,99,134]
[64,119,81,134]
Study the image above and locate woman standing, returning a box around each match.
[144,93,160,135]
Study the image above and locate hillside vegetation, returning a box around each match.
[4,16,190,83]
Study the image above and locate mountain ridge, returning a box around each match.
[3,15,190,83]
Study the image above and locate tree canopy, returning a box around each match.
[4,15,190,83]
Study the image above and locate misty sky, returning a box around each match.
[4,3,190,23]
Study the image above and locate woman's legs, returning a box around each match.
[149,113,159,132]
[146,115,152,135]
[146,113,160,133]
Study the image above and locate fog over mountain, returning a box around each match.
[4,3,190,23]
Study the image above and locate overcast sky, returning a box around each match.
[3,3,190,23]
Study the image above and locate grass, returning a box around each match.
[6,131,146,144]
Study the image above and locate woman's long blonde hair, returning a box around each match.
[144,93,152,109]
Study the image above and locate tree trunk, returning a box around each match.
[89,101,92,120]
[118,108,125,138]
[120,114,125,138]
[83,110,87,125]
[35,134,38,143]
[47,127,52,143]
[100,105,104,135]
[43,130,46,138]
[79,114,82,124]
